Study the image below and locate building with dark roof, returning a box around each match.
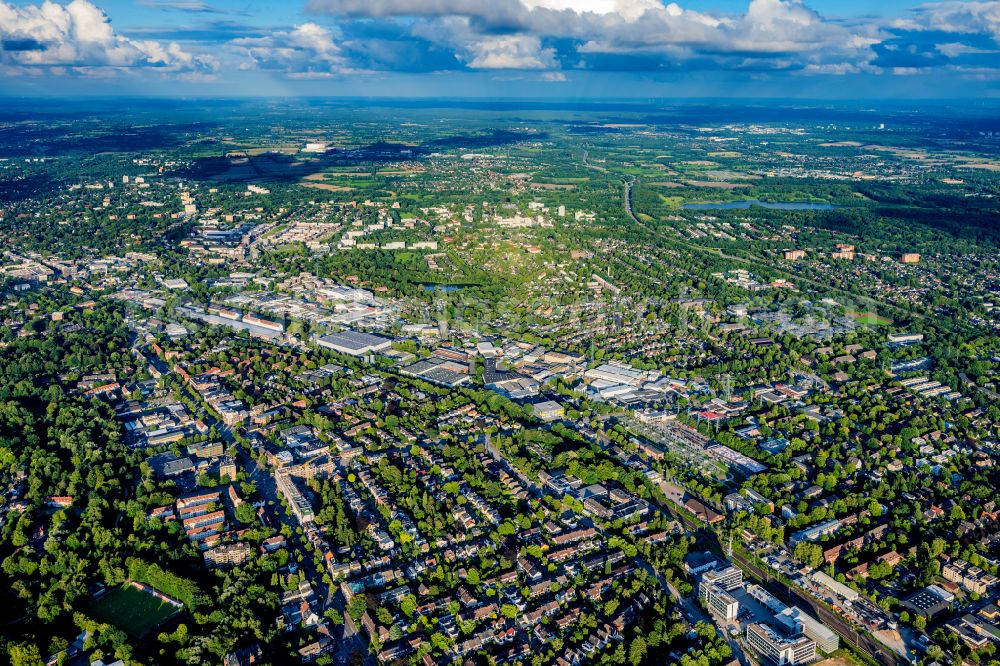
[316,330,392,356]
[148,452,195,479]
[903,587,953,619]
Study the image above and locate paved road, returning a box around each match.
[330,588,370,666]
[960,372,1000,401]
[636,455,904,666]
[238,448,372,665]
[729,550,904,666]
[236,452,323,591]
[620,176,913,666]
[639,560,753,666]
[154,346,372,664]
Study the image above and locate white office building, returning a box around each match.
[701,565,743,592]
[700,582,740,621]
[746,623,816,665]
[779,607,839,654]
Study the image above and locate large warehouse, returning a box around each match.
[316,330,393,357]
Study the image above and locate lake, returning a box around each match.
[422,284,464,292]
[682,200,836,211]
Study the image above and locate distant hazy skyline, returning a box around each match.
[1,0,999,98]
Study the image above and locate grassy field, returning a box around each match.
[656,194,685,208]
[847,311,893,326]
[90,584,179,638]
[815,649,866,666]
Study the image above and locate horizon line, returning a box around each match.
[1,94,999,105]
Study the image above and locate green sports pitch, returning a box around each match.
[847,311,893,326]
[90,584,180,639]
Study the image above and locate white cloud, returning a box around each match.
[936,41,997,56]
[724,0,856,54]
[312,0,882,73]
[5,0,991,84]
[574,0,875,59]
[519,0,659,22]
[232,22,350,74]
[408,16,557,70]
[801,62,868,74]
[0,0,210,71]
[466,35,556,69]
[904,1,1000,40]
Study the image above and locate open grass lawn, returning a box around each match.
[847,311,893,326]
[90,585,179,639]
[814,650,864,666]
[656,194,684,208]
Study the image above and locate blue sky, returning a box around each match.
[1,0,999,98]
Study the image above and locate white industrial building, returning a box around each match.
[811,571,860,602]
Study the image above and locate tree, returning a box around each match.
[234,502,257,525]
[794,541,824,569]
[400,595,417,619]
[629,636,647,665]
[928,538,947,558]
[9,643,43,666]
[348,595,367,623]
[430,633,450,651]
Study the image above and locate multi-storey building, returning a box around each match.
[701,565,743,592]
[746,623,817,665]
[700,583,739,621]
[204,542,252,568]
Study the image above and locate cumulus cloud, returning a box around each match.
[5,0,1000,85]
[0,0,212,71]
[308,0,882,75]
[902,1,1000,40]
[872,2,1000,72]
[572,0,849,57]
[231,22,350,75]
[517,0,661,22]
[935,41,995,56]
[466,35,555,69]
[407,16,555,70]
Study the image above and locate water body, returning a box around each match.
[422,284,464,292]
[682,200,836,211]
